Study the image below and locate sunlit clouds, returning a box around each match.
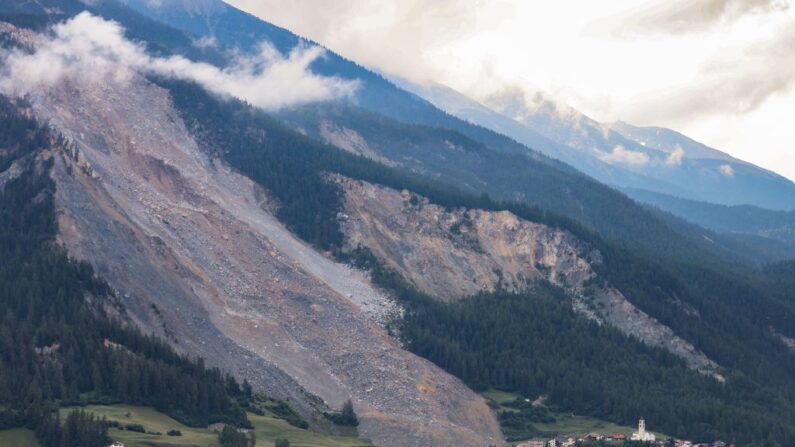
[227,0,795,181]
[0,12,358,110]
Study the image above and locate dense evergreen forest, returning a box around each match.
[160,79,795,445]
[7,2,794,445]
[624,187,795,242]
[276,102,780,268]
[347,248,793,445]
[0,97,251,445]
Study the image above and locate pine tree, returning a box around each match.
[341,400,359,427]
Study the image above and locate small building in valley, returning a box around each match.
[631,418,657,442]
[516,440,546,447]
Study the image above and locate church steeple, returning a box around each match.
[632,417,655,442]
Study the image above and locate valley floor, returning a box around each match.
[483,390,668,444]
[49,405,371,447]
[0,428,40,447]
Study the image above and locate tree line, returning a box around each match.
[159,78,795,445]
[0,97,251,445]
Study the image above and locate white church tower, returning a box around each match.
[631,418,656,442]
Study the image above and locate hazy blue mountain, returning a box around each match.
[610,121,736,162]
[611,122,795,211]
[117,0,542,160]
[625,187,795,244]
[394,79,694,197]
[487,90,795,211]
[396,80,795,211]
[111,0,795,265]
[489,89,795,211]
[5,2,795,445]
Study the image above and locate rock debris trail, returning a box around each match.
[338,176,722,379]
[32,73,502,447]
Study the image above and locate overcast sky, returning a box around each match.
[227,0,795,181]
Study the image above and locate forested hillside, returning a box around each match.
[38,0,773,269]
[160,78,795,445]
[2,1,795,445]
[356,255,794,444]
[4,0,785,267]
[0,97,252,445]
[625,187,795,244]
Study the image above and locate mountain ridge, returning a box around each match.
[399,79,795,211]
[2,1,795,445]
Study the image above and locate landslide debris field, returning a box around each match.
[33,70,502,447]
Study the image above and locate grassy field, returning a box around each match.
[59,405,371,447]
[533,413,638,437]
[3,394,668,447]
[482,389,519,405]
[0,428,41,447]
[483,389,667,441]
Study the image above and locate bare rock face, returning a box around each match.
[773,329,795,352]
[338,177,723,379]
[319,120,396,167]
[0,156,26,191]
[30,72,503,447]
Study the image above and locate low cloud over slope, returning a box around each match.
[0,12,357,110]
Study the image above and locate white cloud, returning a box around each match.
[625,21,795,126]
[193,35,218,49]
[225,0,795,182]
[0,12,358,110]
[666,146,685,166]
[228,0,493,89]
[719,164,735,177]
[600,145,650,166]
[602,0,791,36]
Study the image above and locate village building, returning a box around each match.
[586,432,603,441]
[516,440,546,447]
[631,418,657,442]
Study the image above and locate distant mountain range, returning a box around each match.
[115,0,795,263]
[3,0,795,445]
[120,0,795,213]
[396,80,795,212]
[624,187,795,244]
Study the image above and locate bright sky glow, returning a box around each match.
[228,0,795,181]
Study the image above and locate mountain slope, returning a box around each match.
[95,0,795,368]
[623,187,795,262]
[485,89,795,211]
[399,80,795,211]
[610,121,737,162]
[394,79,695,198]
[277,101,795,269]
[160,76,795,443]
[0,97,253,443]
[4,2,795,445]
[625,187,795,242]
[335,179,795,443]
[88,0,793,267]
[29,66,501,446]
[117,0,538,158]
[337,176,720,376]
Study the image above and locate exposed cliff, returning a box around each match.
[27,68,502,446]
[337,177,722,379]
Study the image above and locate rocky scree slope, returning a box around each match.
[26,65,502,446]
[337,176,721,378]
